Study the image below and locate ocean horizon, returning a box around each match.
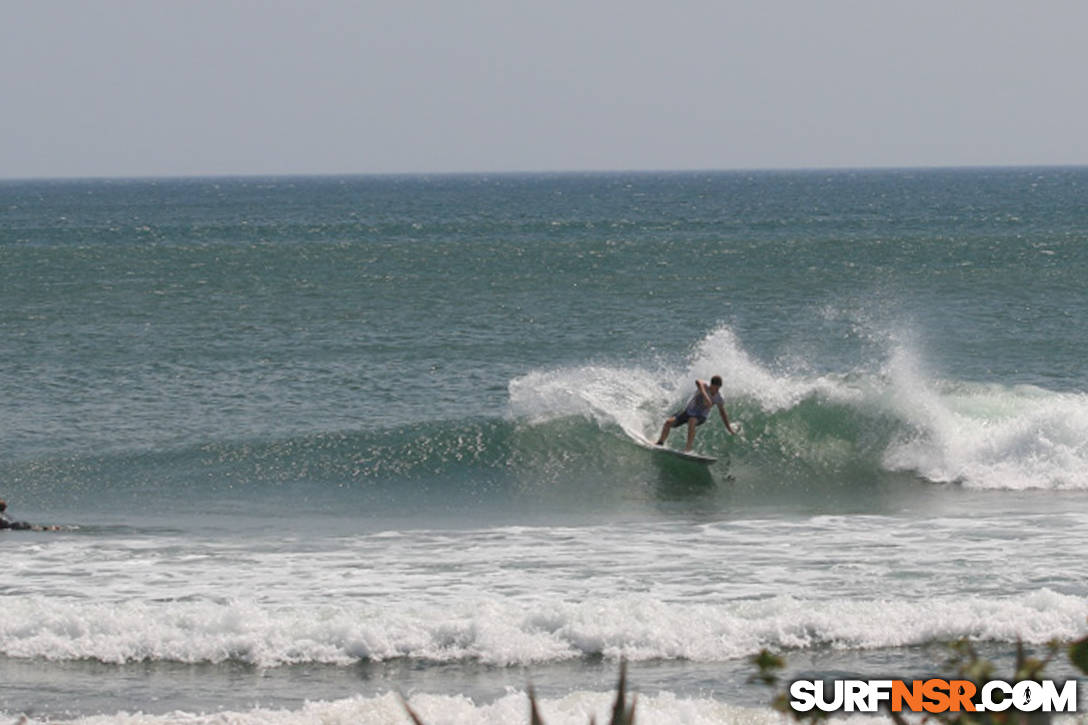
[6,161,1087,183]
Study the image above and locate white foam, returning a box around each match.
[508,363,670,439]
[3,589,1085,668]
[686,327,839,412]
[881,347,1088,489]
[506,327,844,441]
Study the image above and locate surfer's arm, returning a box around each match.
[718,403,737,435]
[696,379,712,406]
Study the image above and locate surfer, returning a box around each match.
[0,499,59,531]
[655,376,737,452]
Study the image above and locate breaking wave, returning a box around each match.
[509,326,1088,491]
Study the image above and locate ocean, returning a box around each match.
[1,169,1087,724]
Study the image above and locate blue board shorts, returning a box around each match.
[672,410,707,426]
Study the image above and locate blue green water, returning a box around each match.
[2,169,1087,723]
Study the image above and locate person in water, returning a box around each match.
[655,376,737,452]
[0,499,58,531]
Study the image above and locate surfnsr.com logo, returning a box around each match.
[789,679,1078,714]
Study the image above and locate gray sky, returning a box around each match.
[3,0,1086,178]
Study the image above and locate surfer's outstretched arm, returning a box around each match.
[718,404,737,435]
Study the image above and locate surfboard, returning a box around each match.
[627,432,717,464]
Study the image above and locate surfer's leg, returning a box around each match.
[684,418,697,451]
[656,416,676,445]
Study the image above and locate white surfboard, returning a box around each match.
[628,432,717,464]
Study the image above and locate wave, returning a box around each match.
[2,589,1084,669]
[13,327,1088,502]
[175,321,1088,492]
[509,326,1088,491]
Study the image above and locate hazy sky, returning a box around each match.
[3,0,1086,178]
